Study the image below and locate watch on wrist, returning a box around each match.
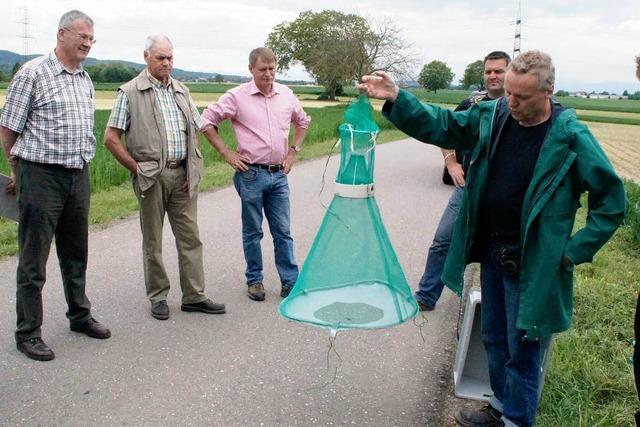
[289,145,301,153]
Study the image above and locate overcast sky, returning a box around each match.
[2,0,639,92]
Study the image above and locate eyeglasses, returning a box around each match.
[63,27,97,44]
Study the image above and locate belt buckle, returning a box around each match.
[166,161,179,169]
[267,164,280,172]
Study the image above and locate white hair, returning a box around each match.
[145,35,173,52]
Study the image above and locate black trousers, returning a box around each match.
[15,160,92,343]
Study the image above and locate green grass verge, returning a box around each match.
[537,180,640,426]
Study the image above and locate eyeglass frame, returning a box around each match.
[63,27,97,44]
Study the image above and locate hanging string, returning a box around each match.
[304,329,343,393]
[413,311,428,343]
[318,138,341,211]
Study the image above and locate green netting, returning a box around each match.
[335,95,379,186]
[279,96,418,330]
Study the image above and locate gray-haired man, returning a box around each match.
[0,10,111,362]
[360,50,625,427]
[104,35,225,320]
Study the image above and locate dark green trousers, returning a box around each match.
[15,160,92,343]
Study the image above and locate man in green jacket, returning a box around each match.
[360,51,625,427]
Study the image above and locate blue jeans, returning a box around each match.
[415,186,463,308]
[233,167,298,288]
[480,249,548,427]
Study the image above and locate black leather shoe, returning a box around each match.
[181,298,226,314]
[17,337,55,361]
[151,300,170,320]
[70,318,111,339]
[454,405,504,426]
[280,285,292,298]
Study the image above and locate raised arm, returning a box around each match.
[358,71,400,102]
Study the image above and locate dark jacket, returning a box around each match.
[384,89,626,339]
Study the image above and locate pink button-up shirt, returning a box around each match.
[201,80,311,165]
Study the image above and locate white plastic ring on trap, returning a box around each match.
[334,182,375,198]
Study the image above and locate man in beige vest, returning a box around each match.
[104,35,225,320]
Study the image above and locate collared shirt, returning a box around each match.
[200,80,311,165]
[107,70,203,161]
[1,51,96,169]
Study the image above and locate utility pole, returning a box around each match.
[513,0,522,58]
[17,7,34,63]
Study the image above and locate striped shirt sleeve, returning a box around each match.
[0,70,35,134]
[107,90,129,131]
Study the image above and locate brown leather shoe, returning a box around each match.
[247,283,265,301]
[70,318,111,339]
[17,337,55,361]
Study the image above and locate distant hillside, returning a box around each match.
[0,50,250,83]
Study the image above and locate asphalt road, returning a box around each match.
[0,138,461,426]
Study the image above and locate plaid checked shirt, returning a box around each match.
[107,70,202,161]
[0,51,96,169]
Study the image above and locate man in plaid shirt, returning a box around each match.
[104,36,226,320]
[0,10,111,362]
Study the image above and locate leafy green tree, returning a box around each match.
[623,90,629,96]
[418,60,454,93]
[0,69,6,82]
[11,62,22,77]
[85,64,105,81]
[555,90,569,97]
[213,74,224,83]
[267,10,416,100]
[461,60,484,90]
[99,64,136,82]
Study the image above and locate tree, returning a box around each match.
[418,60,454,93]
[266,10,417,100]
[11,62,22,77]
[555,90,569,97]
[461,60,484,90]
[0,69,6,82]
[213,73,224,83]
[623,90,629,96]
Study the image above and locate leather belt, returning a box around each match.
[165,160,186,169]
[250,163,283,172]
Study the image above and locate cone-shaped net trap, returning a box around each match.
[279,96,418,330]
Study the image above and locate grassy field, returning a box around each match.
[589,122,640,183]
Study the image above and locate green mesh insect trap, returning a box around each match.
[279,96,419,330]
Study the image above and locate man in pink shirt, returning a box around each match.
[201,47,311,301]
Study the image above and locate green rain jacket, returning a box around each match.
[383,89,626,340]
